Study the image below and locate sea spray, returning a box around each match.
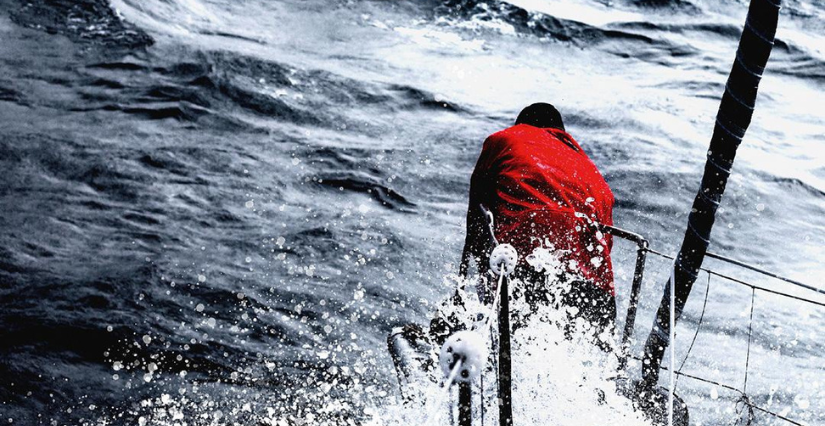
[370,251,653,426]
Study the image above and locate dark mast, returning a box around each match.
[640,0,782,388]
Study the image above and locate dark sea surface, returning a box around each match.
[1,0,824,424]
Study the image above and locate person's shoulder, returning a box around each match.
[492,124,545,139]
[484,124,540,148]
[545,127,585,153]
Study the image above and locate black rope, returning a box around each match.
[645,357,740,393]
[733,395,756,426]
[645,249,825,308]
[729,290,757,426]
[480,371,485,426]
[709,270,825,308]
[742,289,756,394]
[750,402,807,426]
[625,277,804,426]
[625,278,808,426]
[675,272,712,390]
[632,357,807,426]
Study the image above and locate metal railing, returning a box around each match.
[596,223,649,371]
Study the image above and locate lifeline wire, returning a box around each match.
[646,249,825,307]
[473,267,507,425]
[675,272,711,390]
[480,366,484,426]
[424,359,464,426]
[649,361,807,426]
[742,289,756,395]
[638,252,813,426]
[480,270,506,332]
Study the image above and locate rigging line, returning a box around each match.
[645,249,825,308]
[706,253,825,294]
[633,354,740,393]
[704,251,825,296]
[644,357,794,425]
[425,361,464,426]
[749,403,806,426]
[675,272,712,390]
[742,289,756,395]
[630,355,807,426]
[454,262,504,426]
[480,371,485,426]
[647,248,823,297]
[480,266,508,426]
[733,395,756,426]
[480,271,505,332]
[478,272,503,426]
[708,270,825,308]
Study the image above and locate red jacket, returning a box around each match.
[469,124,615,294]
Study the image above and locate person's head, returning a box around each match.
[515,103,565,131]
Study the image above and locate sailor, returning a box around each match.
[459,102,617,341]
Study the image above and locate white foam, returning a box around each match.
[369,266,652,426]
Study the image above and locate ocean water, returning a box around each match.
[1,0,824,424]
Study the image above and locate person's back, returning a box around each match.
[460,103,616,338]
[471,124,614,289]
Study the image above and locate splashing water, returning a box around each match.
[365,247,654,426]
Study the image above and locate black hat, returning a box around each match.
[515,103,565,131]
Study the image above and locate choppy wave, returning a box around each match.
[7,0,153,47]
